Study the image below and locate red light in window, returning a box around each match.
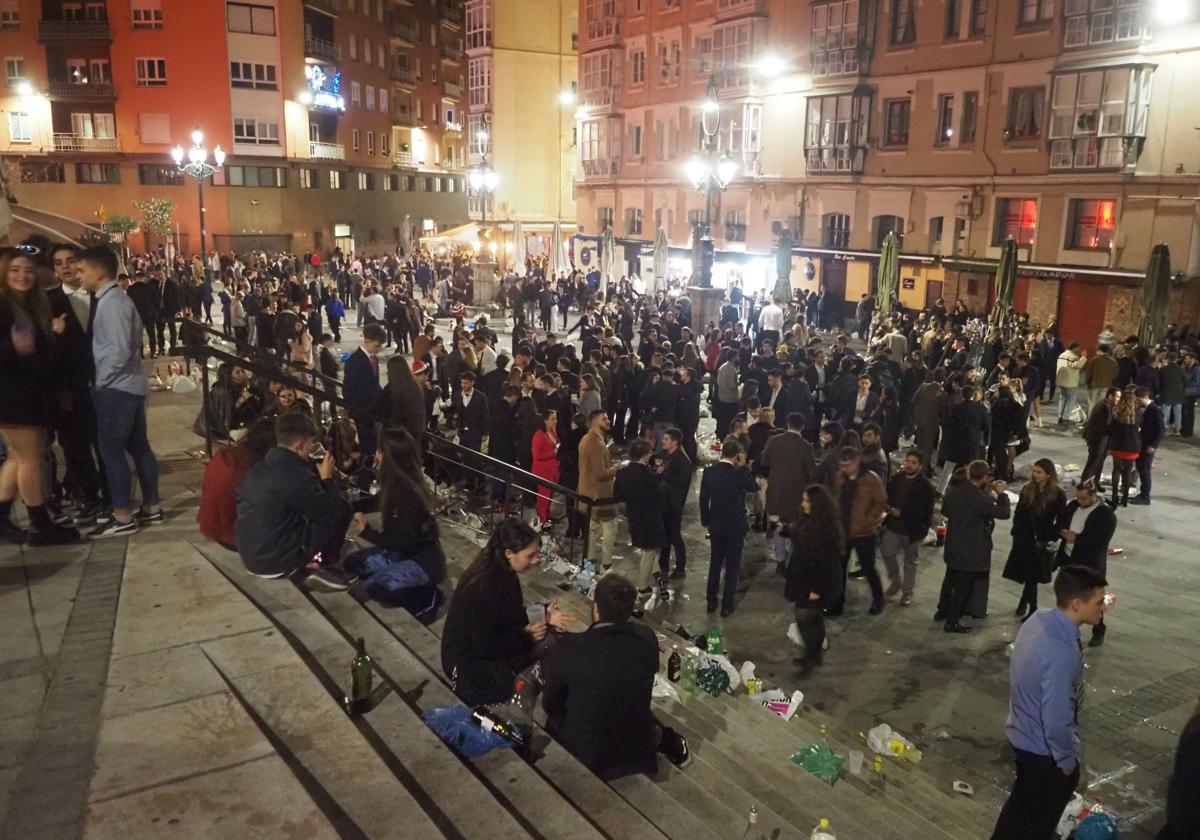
[1098,200,1115,228]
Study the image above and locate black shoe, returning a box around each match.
[720,606,734,618]
[0,520,28,544]
[1014,602,1029,618]
[658,727,691,768]
[868,602,884,616]
[135,507,165,525]
[823,607,844,617]
[933,610,947,622]
[707,601,718,613]
[670,568,686,580]
[72,503,103,526]
[847,569,866,580]
[28,522,81,546]
[1088,634,1105,647]
[87,518,138,539]
[300,566,356,592]
[943,621,973,634]
[1128,496,1150,506]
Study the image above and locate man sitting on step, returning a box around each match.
[542,573,690,779]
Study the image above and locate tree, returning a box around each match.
[135,197,175,238]
[105,213,137,239]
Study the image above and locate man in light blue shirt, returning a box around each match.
[76,246,161,538]
[991,564,1108,840]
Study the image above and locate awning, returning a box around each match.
[1051,54,1158,74]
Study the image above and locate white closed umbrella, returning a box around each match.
[601,226,616,300]
[399,215,413,255]
[511,218,526,276]
[651,226,668,295]
[550,220,569,279]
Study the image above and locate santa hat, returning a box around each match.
[412,359,428,375]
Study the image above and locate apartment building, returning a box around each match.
[0,0,467,257]
[574,0,1200,345]
[464,0,578,225]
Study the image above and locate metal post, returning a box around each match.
[197,176,207,261]
[199,354,212,459]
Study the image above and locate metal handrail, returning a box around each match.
[177,316,344,391]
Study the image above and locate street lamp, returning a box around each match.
[468,123,499,257]
[170,128,225,260]
[685,81,737,288]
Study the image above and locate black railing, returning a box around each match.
[183,341,605,564]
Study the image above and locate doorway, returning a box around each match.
[924,279,944,310]
[820,259,848,330]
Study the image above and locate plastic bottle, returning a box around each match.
[681,653,698,695]
[667,646,682,682]
[507,678,534,749]
[707,628,722,654]
[811,817,836,840]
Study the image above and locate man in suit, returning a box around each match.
[764,369,789,427]
[759,412,817,563]
[613,441,666,596]
[452,370,489,494]
[1130,386,1164,505]
[699,439,759,616]
[542,574,689,779]
[343,323,386,487]
[578,410,619,569]
[1055,479,1117,646]
[657,428,693,583]
[153,269,182,353]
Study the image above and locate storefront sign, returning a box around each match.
[305,64,345,112]
[902,277,915,289]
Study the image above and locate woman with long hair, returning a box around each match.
[0,249,77,545]
[578,373,602,418]
[784,485,844,670]
[197,417,275,549]
[383,354,427,441]
[531,410,561,530]
[1108,389,1141,507]
[1001,458,1067,617]
[440,519,573,705]
[287,316,313,368]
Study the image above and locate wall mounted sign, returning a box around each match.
[305,64,345,112]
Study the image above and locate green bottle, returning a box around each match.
[681,654,698,695]
[350,637,373,714]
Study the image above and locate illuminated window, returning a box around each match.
[1066,198,1117,250]
[993,198,1037,246]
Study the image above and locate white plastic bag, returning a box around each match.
[704,653,741,691]
[756,688,805,720]
[652,673,680,702]
[786,622,803,645]
[171,374,197,394]
[1055,792,1085,838]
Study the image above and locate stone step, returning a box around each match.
[200,642,445,840]
[606,774,724,840]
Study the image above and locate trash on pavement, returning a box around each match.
[790,743,845,785]
[652,673,681,702]
[756,688,805,720]
[866,723,922,762]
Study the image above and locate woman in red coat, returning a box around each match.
[197,419,275,549]
[530,410,561,529]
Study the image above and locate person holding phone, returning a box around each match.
[936,459,1011,634]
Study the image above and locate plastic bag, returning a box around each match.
[704,653,742,691]
[171,374,197,394]
[695,665,731,696]
[866,723,915,757]
[1056,793,1086,839]
[421,704,513,759]
[652,673,680,702]
[1074,812,1119,840]
[757,688,804,720]
[790,743,845,785]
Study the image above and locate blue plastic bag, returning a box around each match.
[421,704,512,759]
[1075,812,1119,840]
[344,547,444,619]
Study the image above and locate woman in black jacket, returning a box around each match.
[440,519,572,705]
[987,386,1023,481]
[1002,458,1067,617]
[1108,389,1141,507]
[784,484,844,671]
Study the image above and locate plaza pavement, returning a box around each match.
[0,309,1195,838]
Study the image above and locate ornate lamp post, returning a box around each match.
[468,124,499,257]
[684,82,737,288]
[171,128,225,259]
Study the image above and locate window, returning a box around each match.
[233,118,280,145]
[583,0,619,40]
[629,124,642,157]
[70,112,115,139]
[379,89,389,114]
[929,216,945,250]
[890,0,915,44]
[960,91,979,143]
[224,165,286,187]
[351,81,361,106]
[299,168,318,189]
[0,1,18,29]
[723,209,747,242]
[468,57,492,108]
[330,170,345,189]
[8,111,31,142]
[383,174,397,191]
[970,0,987,35]
[366,85,375,110]
[945,0,961,38]
[1005,87,1044,141]
[1065,198,1117,250]
[21,162,65,183]
[822,213,851,248]
[5,57,24,85]
[364,38,372,62]
[1064,0,1144,47]
[466,0,493,49]
[629,48,646,85]
[656,36,681,85]
[132,0,162,29]
[416,99,423,120]
[993,198,1037,246]
[226,2,274,34]
[712,22,752,89]
[597,207,614,230]
[883,98,910,146]
[686,209,704,232]
[367,132,374,155]
[693,34,712,76]
[352,129,360,152]
[805,93,870,172]
[135,57,167,86]
[378,45,386,69]
[1049,67,1152,170]
[948,0,987,36]
[811,0,860,78]
[872,215,904,248]
[349,34,357,61]
[624,207,643,235]
[76,163,120,184]
[1018,0,1054,26]
[230,61,277,90]
[380,132,389,156]
[90,58,111,82]
[935,94,954,145]
[357,171,375,190]
[138,164,183,185]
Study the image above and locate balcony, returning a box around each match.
[393,107,416,125]
[51,133,118,153]
[390,65,418,86]
[442,159,462,172]
[304,0,339,16]
[304,37,341,63]
[804,145,867,175]
[582,158,620,179]
[440,1,464,26]
[441,43,463,60]
[714,0,767,20]
[584,15,620,46]
[394,151,416,167]
[580,86,620,114]
[389,15,419,44]
[466,30,493,50]
[444,80,463,98]
[38,20,112,41]
[47,81,116,100]
[309,141,346,160]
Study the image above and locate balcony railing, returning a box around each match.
[582,158,620,178]
[38,20,112,41]
[584,15,620,43]
[440,1,464,25]
[466,30,493,50]
[581,87,619,111]
[444,80,463,97]
[51,133,118,153]
[393,108,416,126]
[304,37,341,63]
[309,141,346,160]
[47,80,116,100]
[441,43,463,60]
[394,151,416,167]
[389,15,419,42]
[390,66,417,85]
[304,0,339,16]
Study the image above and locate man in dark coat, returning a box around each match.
[657,428,693,582]
[1055,480,1117,645]
[674,367,702,465]
[542,574,688,779]
[881,450,936,605]
[486,386,520,505]
[614,440,666,596]
[153,269,182,352]
[758,412,817,560]
[1130,386,1164,505]
[936,459,1011,633]
[699,439,759,616]
[343,323,386,486]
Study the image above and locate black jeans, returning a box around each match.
[706,531,744,611]
[990,748,1078,840]
[659,508,686,576]
[793,606,826,658]
[1081,440,1109,485]
[939,567,985,624]
[51,397,104,506]
[1135,449,1155,499]
[1111,457,1136,503]
[1182,396,1196,437]
[836,535,883,611]
[156,316,177,352]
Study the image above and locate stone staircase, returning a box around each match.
[193,518,1002,840]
